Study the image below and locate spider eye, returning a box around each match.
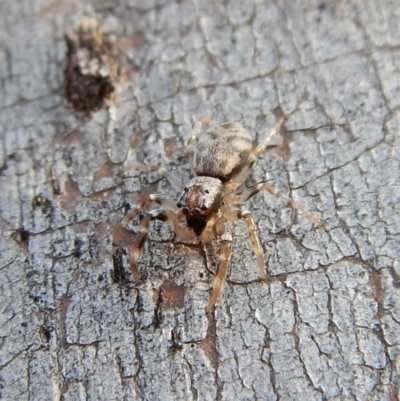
[201,205,207,211]
[177,202,182,208]
[205,189,210,194]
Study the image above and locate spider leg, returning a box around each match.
[224,207,267,279]
[252,116,284,157]
[205,222,232,313]
[237,184,324,226]
[120,165,184,192]
[157,168,184,192]
[225,117,285,193]
[121,194,178,227]
[129,208,195,284]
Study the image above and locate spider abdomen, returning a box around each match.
[194,122,252,181]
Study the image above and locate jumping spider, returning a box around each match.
[121,117,323,312]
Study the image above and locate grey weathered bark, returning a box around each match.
[1,0,399,400]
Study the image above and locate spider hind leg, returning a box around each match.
[224,207,267,280]
[252,117,284,157]
[238,184,324,226]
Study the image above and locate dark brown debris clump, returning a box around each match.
[64,15,116,112]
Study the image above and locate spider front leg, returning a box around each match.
[237,184,324,226]
[205,220,232,313]
[120,165,184,192]
[128,207,195,284]
[121,194,178,227]
[122,195,195,283]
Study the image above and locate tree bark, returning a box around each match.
[1,0,399,400]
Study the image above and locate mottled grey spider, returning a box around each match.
[121,117,323,312]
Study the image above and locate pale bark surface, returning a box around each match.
[0,0,399,400]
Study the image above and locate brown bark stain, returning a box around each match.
[60,176,81,214]
[117,31,146,83]
[163,137,178,159]
[58,294,72,349]
[275,132,292,162]
[119,31,146,52]
[87,189,116,202]
[128,131,143,151]
[199,316,218,369]
[39,1,80,20]
[62,129,84,146]
[367,267,385,306]
[158,281,186,310]
[303,129,318,139]
[93,162,113,181]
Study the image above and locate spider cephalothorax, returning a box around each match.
[177,177,225,235]
[121,117,323,312]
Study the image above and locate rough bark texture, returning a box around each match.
[1,1,399,400]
